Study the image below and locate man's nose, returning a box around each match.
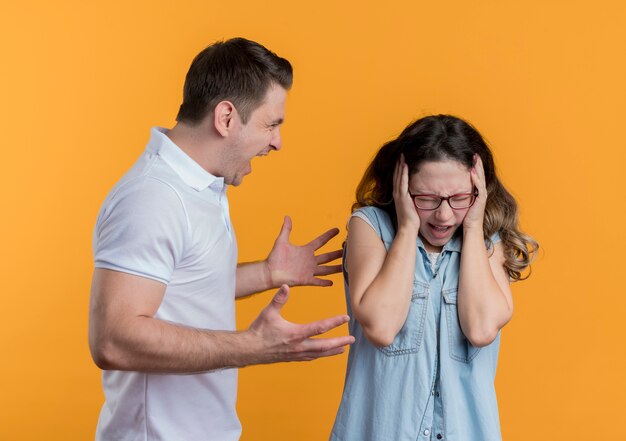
[270,127,282,151]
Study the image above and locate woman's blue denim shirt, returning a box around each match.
[331,206,502,441]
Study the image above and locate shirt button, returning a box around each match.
[435,391,440,397]
[437,435,443,440]
[424,429,430,436]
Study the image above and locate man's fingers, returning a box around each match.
[300,335,355,353]
[315,249,343,264]
[268,285,290,311]
[292,339,355,360]
[286,346,349,362]
[292,347,346,361]
[314,264,343,277]
[276,216,293,242]
[308,227,340,250]
[315,346,348,358]
[310,278,333,287]
[299,314,350,338]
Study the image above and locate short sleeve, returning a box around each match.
[350,211,375,230]
[349,206,395,244]
[491,232,501,244]
[93,177,189,284]
[485,231,502,252]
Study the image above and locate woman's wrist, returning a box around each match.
[463,222,484,237]
[397,222,419,238]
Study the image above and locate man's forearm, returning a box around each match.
[90,286,355,373]
[90,316,261,373]
[235,260,273,298]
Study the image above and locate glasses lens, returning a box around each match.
[449,194,474,209]
[414,196,441,210]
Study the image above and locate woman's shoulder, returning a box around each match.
[351,205,391,225]
[350,206,395,242]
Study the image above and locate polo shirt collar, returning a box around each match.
[147,127,225,192]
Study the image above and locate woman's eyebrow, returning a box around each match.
[411,188,473,196]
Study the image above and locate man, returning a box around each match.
[89,37,354,441]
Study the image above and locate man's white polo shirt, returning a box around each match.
[93,128,241,441]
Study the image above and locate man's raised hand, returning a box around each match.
[265,216,343,288]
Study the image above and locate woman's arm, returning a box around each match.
[457,231,513,347]
[457,155,513,347]
[347,156,420,347]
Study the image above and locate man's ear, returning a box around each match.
[213,101,237,137]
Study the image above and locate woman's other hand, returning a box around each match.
[463,154,487,232]
[393,154,420,234]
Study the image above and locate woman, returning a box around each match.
[331,115,537,441]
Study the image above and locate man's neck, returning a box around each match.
[166,122,224,177]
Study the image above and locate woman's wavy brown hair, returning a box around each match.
[354,115,538,281]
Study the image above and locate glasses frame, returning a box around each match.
[408,189,479,211]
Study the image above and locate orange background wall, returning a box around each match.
[1,1,624,440]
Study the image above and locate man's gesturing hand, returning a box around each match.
[246,285,355,363]
[265,216,343,288]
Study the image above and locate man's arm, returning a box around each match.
[89,268,354,372]
[235,216,342,298]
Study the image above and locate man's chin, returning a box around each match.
[229,174,246,186]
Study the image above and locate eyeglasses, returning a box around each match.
[408,189,479,210]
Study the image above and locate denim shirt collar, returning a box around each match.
[416,231,463,254]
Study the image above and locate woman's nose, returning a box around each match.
[434,201,453,222]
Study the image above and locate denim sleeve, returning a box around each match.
[350,211,375,230]
[353,206,395,243]
[486,231,502,251]
[351,206,396,243]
